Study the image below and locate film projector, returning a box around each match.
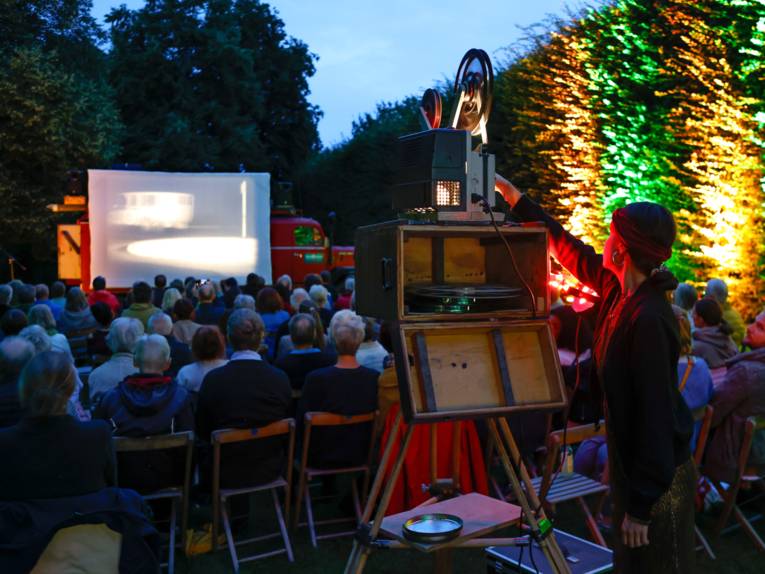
[346,50,572,573]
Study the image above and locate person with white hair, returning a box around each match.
[88,317,144,405]
[705,278,745,347]
[27,304,72,357]
[161,287,183,314]
[276,274,293,293]
[94,334,193,492]
[195,282,225,326]
[0,336,35,427]
[298,309,378,468]
[309,284,334,330]
[148,312,192,377]
[289,287,309,311]
[233,294,256,311]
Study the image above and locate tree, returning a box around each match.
[107,0,321,177]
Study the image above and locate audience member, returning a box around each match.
[0,351,115,500]
[0,337,35,428]
[195,283,225,326]
[298,310,378,467]
[8,280,23,307]
[309,284,334,327]
[356,317,388,373]
[184,277,199,306]
[49,281,67,308]
[706,278,745,347]
[169,278,185,294]
[334,277,354,311]
[276,274,293,294]
[706,311,765,482]
[233,294,255,311]
[94,335,192,492]
[19,325,53,355]
[86,301,114,364]
[57,287,98,335]
[275,313,337,391]
[276,302,327,360]
[87,276,121,316]
[242,272,265,298]
[673,282,698,328]
[673,306,714,449]
[274,288,310,356]
[34,283,62,321]
[171,298,201,346]
[88,318,144,405]
[147,312,192,377]
[161,287,182,314]
[152,274,167,309]
[274,282,293,314]
[256,287,290,359]
[692,298,738,368]
[1,309,28,338]
[15,284,36,315]
[221,277,241,308]
[196,309,291,497]
[303,273,322,292]
[177,326,228,397]
[0,285,12,319]
[121,281,159,329]
[28,304,72,357]
[320,270,337,306]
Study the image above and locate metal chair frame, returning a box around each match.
[113,431,194,574]
[211,419,296,572]
[293,411,378,547]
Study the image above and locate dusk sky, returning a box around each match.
[91,1,598,147]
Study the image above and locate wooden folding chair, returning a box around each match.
[691,404,716,560]
[211,419,295,572]
[293,411,378,547]
[66,326,97,367]
[113,431,194,574]
[530,421,610,547]
[712,416,765,552]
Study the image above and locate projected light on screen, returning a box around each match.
[126,237,258,268]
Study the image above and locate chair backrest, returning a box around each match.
[300,411,379,471]
[112,431,194,492]
[540,421,607,494]
[693,405,714,467]
[67,327,98,366]
[736,416,765,481]
[211,418,296,493]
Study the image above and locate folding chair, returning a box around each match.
[211,419,295,572]
[529,421,610,547]
[113,431,194,574]
[691,404,715,560]
[293,411,378,547]
[66,327,97,367]
[712,416,765,552]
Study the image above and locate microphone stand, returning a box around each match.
[0,249,27,281]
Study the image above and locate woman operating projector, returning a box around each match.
[495,175,695,572]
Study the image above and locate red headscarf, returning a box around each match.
[610,207,672,264]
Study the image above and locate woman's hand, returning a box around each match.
[621,514,650,548]
[494,173,522,208]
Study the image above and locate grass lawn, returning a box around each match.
[170,489,765,573]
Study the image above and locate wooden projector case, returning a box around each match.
[356,221,566,423]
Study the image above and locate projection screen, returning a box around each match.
[88,170,272,287]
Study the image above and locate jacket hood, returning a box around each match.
[726,346,765,368]
[117,374,176,417]
[693,326,735,351]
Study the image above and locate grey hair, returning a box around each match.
[134,334,171,372]
[107,317,145,354]
[0,335,35,378]
[234,294,256,311]
[329,309,365,356]
[673,283,698,312]
[227,308,264,351]
[19,325,52,354]
[344,276,355,292]
[0,285,12,306]
[161,288,182,313]
[276,274,293,291]
[309,284,330,309]
[290,288,309,310]
[705,278,728,305]
[148,312,173,336]
[35,284,49,300]
[28,304,57,331]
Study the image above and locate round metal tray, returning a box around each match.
[402,513,463,544]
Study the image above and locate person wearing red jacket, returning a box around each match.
[87,276,121,317]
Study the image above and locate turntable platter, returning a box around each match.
[405,283,523,314]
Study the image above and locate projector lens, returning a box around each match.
[434,181,461,207]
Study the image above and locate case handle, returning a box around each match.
[381,257,393,290]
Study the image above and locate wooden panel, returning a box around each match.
[502,329,554,404]
[443,238,485,284]
[403,236,433,285]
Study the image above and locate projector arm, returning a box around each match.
[494,172,522,208]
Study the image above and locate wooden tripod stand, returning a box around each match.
[344,410,572,574]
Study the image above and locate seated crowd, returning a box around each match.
[2,270,765,568]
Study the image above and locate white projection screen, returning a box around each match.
[88,170,272,287]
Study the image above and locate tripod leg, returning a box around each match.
[451,421,462,492]
[345,414,415,574]
[488,419,570,574]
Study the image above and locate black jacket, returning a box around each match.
[196,359,292,488]
[298,366,379,468]
[513,195,692,521]
[164,334,192,377]
[94,374,193,493]
[0,376,24,429]
[275,349,337,391]
[0,416,116,500]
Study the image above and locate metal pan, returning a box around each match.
[402,513,463,544]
